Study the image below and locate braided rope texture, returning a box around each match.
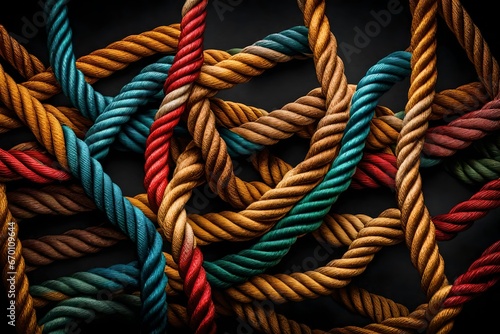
[1,0,500,334]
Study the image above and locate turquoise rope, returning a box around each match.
[84,25,310,159]
[29,262,140,300]
[83,57,174,159]
[38,295,141,334]
[115,108,159,153]
[63,127,167,334]
[46,0,171,154]
[45,0,110,121]
[220,127,263,157]
[44,0,311,157]
[202,50,412,288]
[251,25,311,57]
[30,262,141,333]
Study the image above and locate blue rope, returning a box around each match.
[84,58,174,159]
[202,51,412,288]
[63,127,167,334]
[44,0,312,158]
[29,261,140,300]
[39,295,141,334]
[45,0,110,121]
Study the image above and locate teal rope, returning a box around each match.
[63,127,167,334]
[115,108,159,153]
[251,25,311,57]
[38,295,141,334]
[202,50,412,288]
[220,127,263,157]
[30,261,140,301]
[84,25,310,159]
[45,0,110,121]
[83,57,174,159]
[45,2,311,157]
[30,262,141,333]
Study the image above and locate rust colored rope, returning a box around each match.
[0,184,41,333]
[395,3,451,333]
[0,25,45,79]
[7,184,95,219]
[0,148,71,184]
[21,226,127,272]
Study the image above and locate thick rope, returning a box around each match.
[0,59,168,333]
[22,226,127,272]
[0,184,41,333]
[203,50,410,288]
[395,0,450,320]
[143,1,217,333]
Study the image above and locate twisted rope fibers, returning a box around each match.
[2,0,500,333]
[26,235,500,334]
[1,184,41,333]
[155,0,353,258]
[140,1,217,333]
[42,8,315,160]
[1,16,493,173]
[396,0,446,299]
[0,54,169,333]
[21,226,128,272]
[203,50,411,288]
[63,127,168,333]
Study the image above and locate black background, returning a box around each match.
[1,0,499,333]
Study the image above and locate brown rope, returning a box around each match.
[0,184,41,333]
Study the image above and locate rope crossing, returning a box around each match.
[0,0,499,333]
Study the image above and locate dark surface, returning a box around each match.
[1,0,499,333]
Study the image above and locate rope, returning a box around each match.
[203,50,411,288]
[38,295,141,334]
[146,1,218,332]
[21,226,127,272]
[1,184,41,333]
[2,0,500,332]
[30,261,140,308]
[7,183,95,219]
[0,148,71,184]
[63,127,168,333]
[395,2,452,333]
[0,58,169,333]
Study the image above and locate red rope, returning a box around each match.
[143,1,216,333]
[144,1,207,211]
[433,179,500,240]
[351,152,397,189]
[0,149,71,183]
[443,240,500,307]
[351,153,500,241]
